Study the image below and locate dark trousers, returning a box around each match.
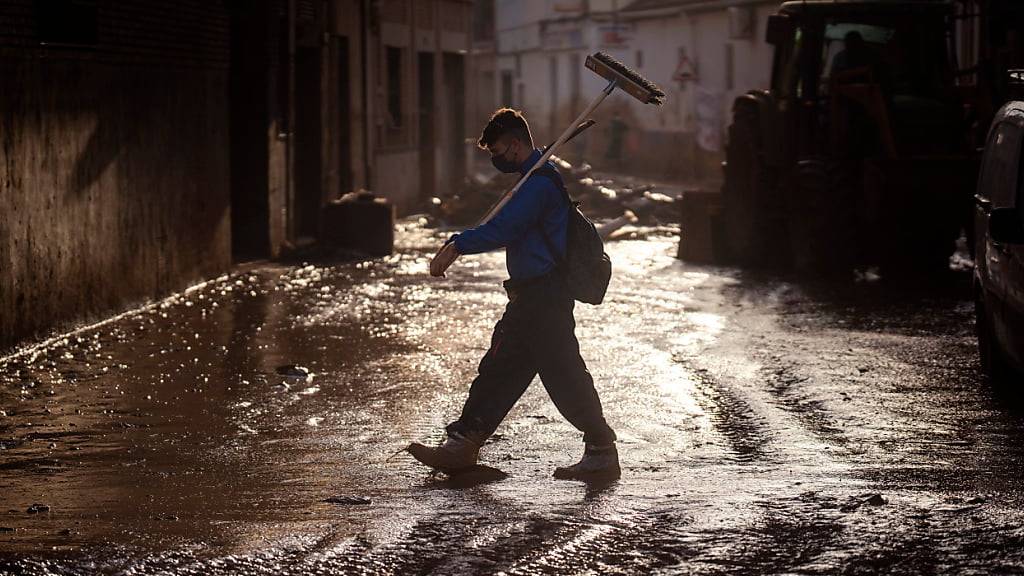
[447,273,617,446]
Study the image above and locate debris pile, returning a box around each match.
[428,156,681,239]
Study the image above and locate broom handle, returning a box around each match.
[430,79,617,276]
[469,118,596,231]
[476,79,617,226]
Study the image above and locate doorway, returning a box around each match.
[418,52,435,200]
[229,0,271,261]
[443,52,466,191]
[336,36,353,194]
[294,45,322,240]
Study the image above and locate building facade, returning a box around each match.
[468,0,499,146]
[1,0,234,351]
[336,0,474,215]
[486,0,777,179]
[621,0,778,179]
[0,0,472,351]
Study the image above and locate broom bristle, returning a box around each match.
[591,51,665,105]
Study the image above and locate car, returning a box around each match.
[973,100,1024,382]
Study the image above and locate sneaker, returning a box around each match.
[553,443,620,480]
[407,431,483,472]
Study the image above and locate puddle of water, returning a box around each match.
[0,221,1018,575]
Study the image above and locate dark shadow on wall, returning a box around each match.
[1,55,231,351]
[69,79,155,196]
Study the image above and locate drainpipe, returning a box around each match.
[360,0,373,188]
[285,0,297,242]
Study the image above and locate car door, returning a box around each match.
[1001,122,1024,367]
[979,121,1024,362]
[975,123,1016,298]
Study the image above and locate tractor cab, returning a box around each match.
[768,1,961,160]
[720,0,975,272]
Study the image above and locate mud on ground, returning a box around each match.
[1,221,1021,575]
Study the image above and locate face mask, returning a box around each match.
[490,143,519,173]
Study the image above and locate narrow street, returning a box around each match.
[2,221,1022,575]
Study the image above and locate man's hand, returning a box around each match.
[430,242,459,277]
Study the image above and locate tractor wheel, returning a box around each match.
[722,104,783,266]
[788,160,858,273]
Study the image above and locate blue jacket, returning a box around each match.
[454,148,568,280]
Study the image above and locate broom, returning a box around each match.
[430,52,665,277]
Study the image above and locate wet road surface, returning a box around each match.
[2,220,1023,575]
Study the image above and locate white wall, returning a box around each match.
[688,6,775,124]
[628,13,694,134]
[488,0,779,173]
[495,0,546,52]
[493,0,591,141]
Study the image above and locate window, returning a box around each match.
[501,70,513,106]
[472,0,494,42]
[771,26,801,97]
[569,53,581,113]
[481,70,495,112]
[818,18,949,98]
[386,46,403,128]
[819,22,894,96]
[549,56,558,124]
[978,123,1022,208]
[725,43,734,90]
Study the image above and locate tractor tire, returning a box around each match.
[722,104,784,267]
[788,160,858,273]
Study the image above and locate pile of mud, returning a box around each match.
[425,157,681,237]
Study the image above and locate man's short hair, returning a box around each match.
[478,108,534,150]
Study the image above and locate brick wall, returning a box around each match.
[0,0,232,350]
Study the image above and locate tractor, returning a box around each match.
[721,0,977,273]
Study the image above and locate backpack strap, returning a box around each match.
[530,166,571,266]
[531,166,573,207]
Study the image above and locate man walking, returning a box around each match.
[411,108,619,480]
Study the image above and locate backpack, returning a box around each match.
[532,166,613,305]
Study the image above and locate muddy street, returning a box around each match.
[1,221,1021,575]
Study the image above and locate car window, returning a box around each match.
[819,18,947,98]
[773,27,802,98]
[978,123,1022,208]
[822,23,894,80]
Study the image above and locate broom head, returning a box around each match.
[586,51,665,105]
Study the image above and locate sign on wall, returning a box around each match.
[673,47,697,84]
[597,23,633,48]
[542,27,585,50]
